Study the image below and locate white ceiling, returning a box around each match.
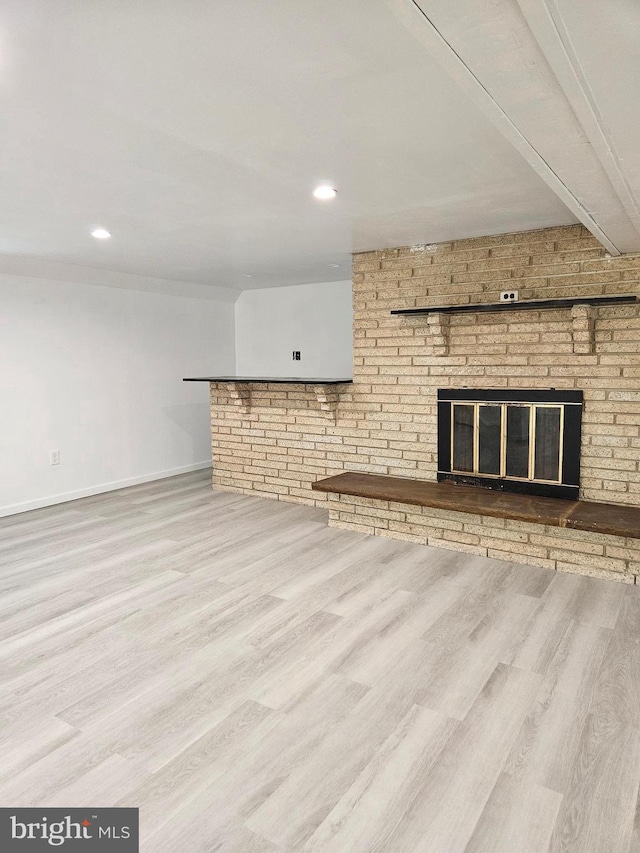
[1,1,636,292]
[402,0,640,254]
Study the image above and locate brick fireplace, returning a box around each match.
[207,223,640,583]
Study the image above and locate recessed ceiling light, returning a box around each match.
[313,185,337,200]
[328,263,341,268]
[91,228,111,239]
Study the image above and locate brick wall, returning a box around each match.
[209,223,640,581]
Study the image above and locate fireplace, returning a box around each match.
[437,389,583,499]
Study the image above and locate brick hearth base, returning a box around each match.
[326,492,638,584]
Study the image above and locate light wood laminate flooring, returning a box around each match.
[1,469,639,852]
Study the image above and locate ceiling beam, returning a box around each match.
[386,0,640,254]
[515,0,640,240]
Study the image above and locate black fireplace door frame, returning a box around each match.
[437,389,583,500]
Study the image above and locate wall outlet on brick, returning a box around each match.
[500,290,519,302]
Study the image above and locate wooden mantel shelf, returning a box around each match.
[390,294,638,317]
[313,472,640,541]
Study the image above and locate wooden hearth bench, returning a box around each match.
[312,472,640,541]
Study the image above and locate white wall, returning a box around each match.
[0,275,235,516]
[234,280,353,377]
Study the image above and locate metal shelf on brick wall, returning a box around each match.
[390,294,639,317]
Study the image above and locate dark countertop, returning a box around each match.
[183,377,353,384]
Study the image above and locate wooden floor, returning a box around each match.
[1,470,639,853]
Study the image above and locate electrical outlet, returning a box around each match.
[292,351,301,361]
[50,450,60,466]
[500,290,519,303]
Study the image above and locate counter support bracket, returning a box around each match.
[226,382,251,414]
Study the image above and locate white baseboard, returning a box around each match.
[0,461,213,518]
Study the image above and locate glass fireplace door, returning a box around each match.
[451,402,563,484]
[438,388,582,500]
[505,405,530,479]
